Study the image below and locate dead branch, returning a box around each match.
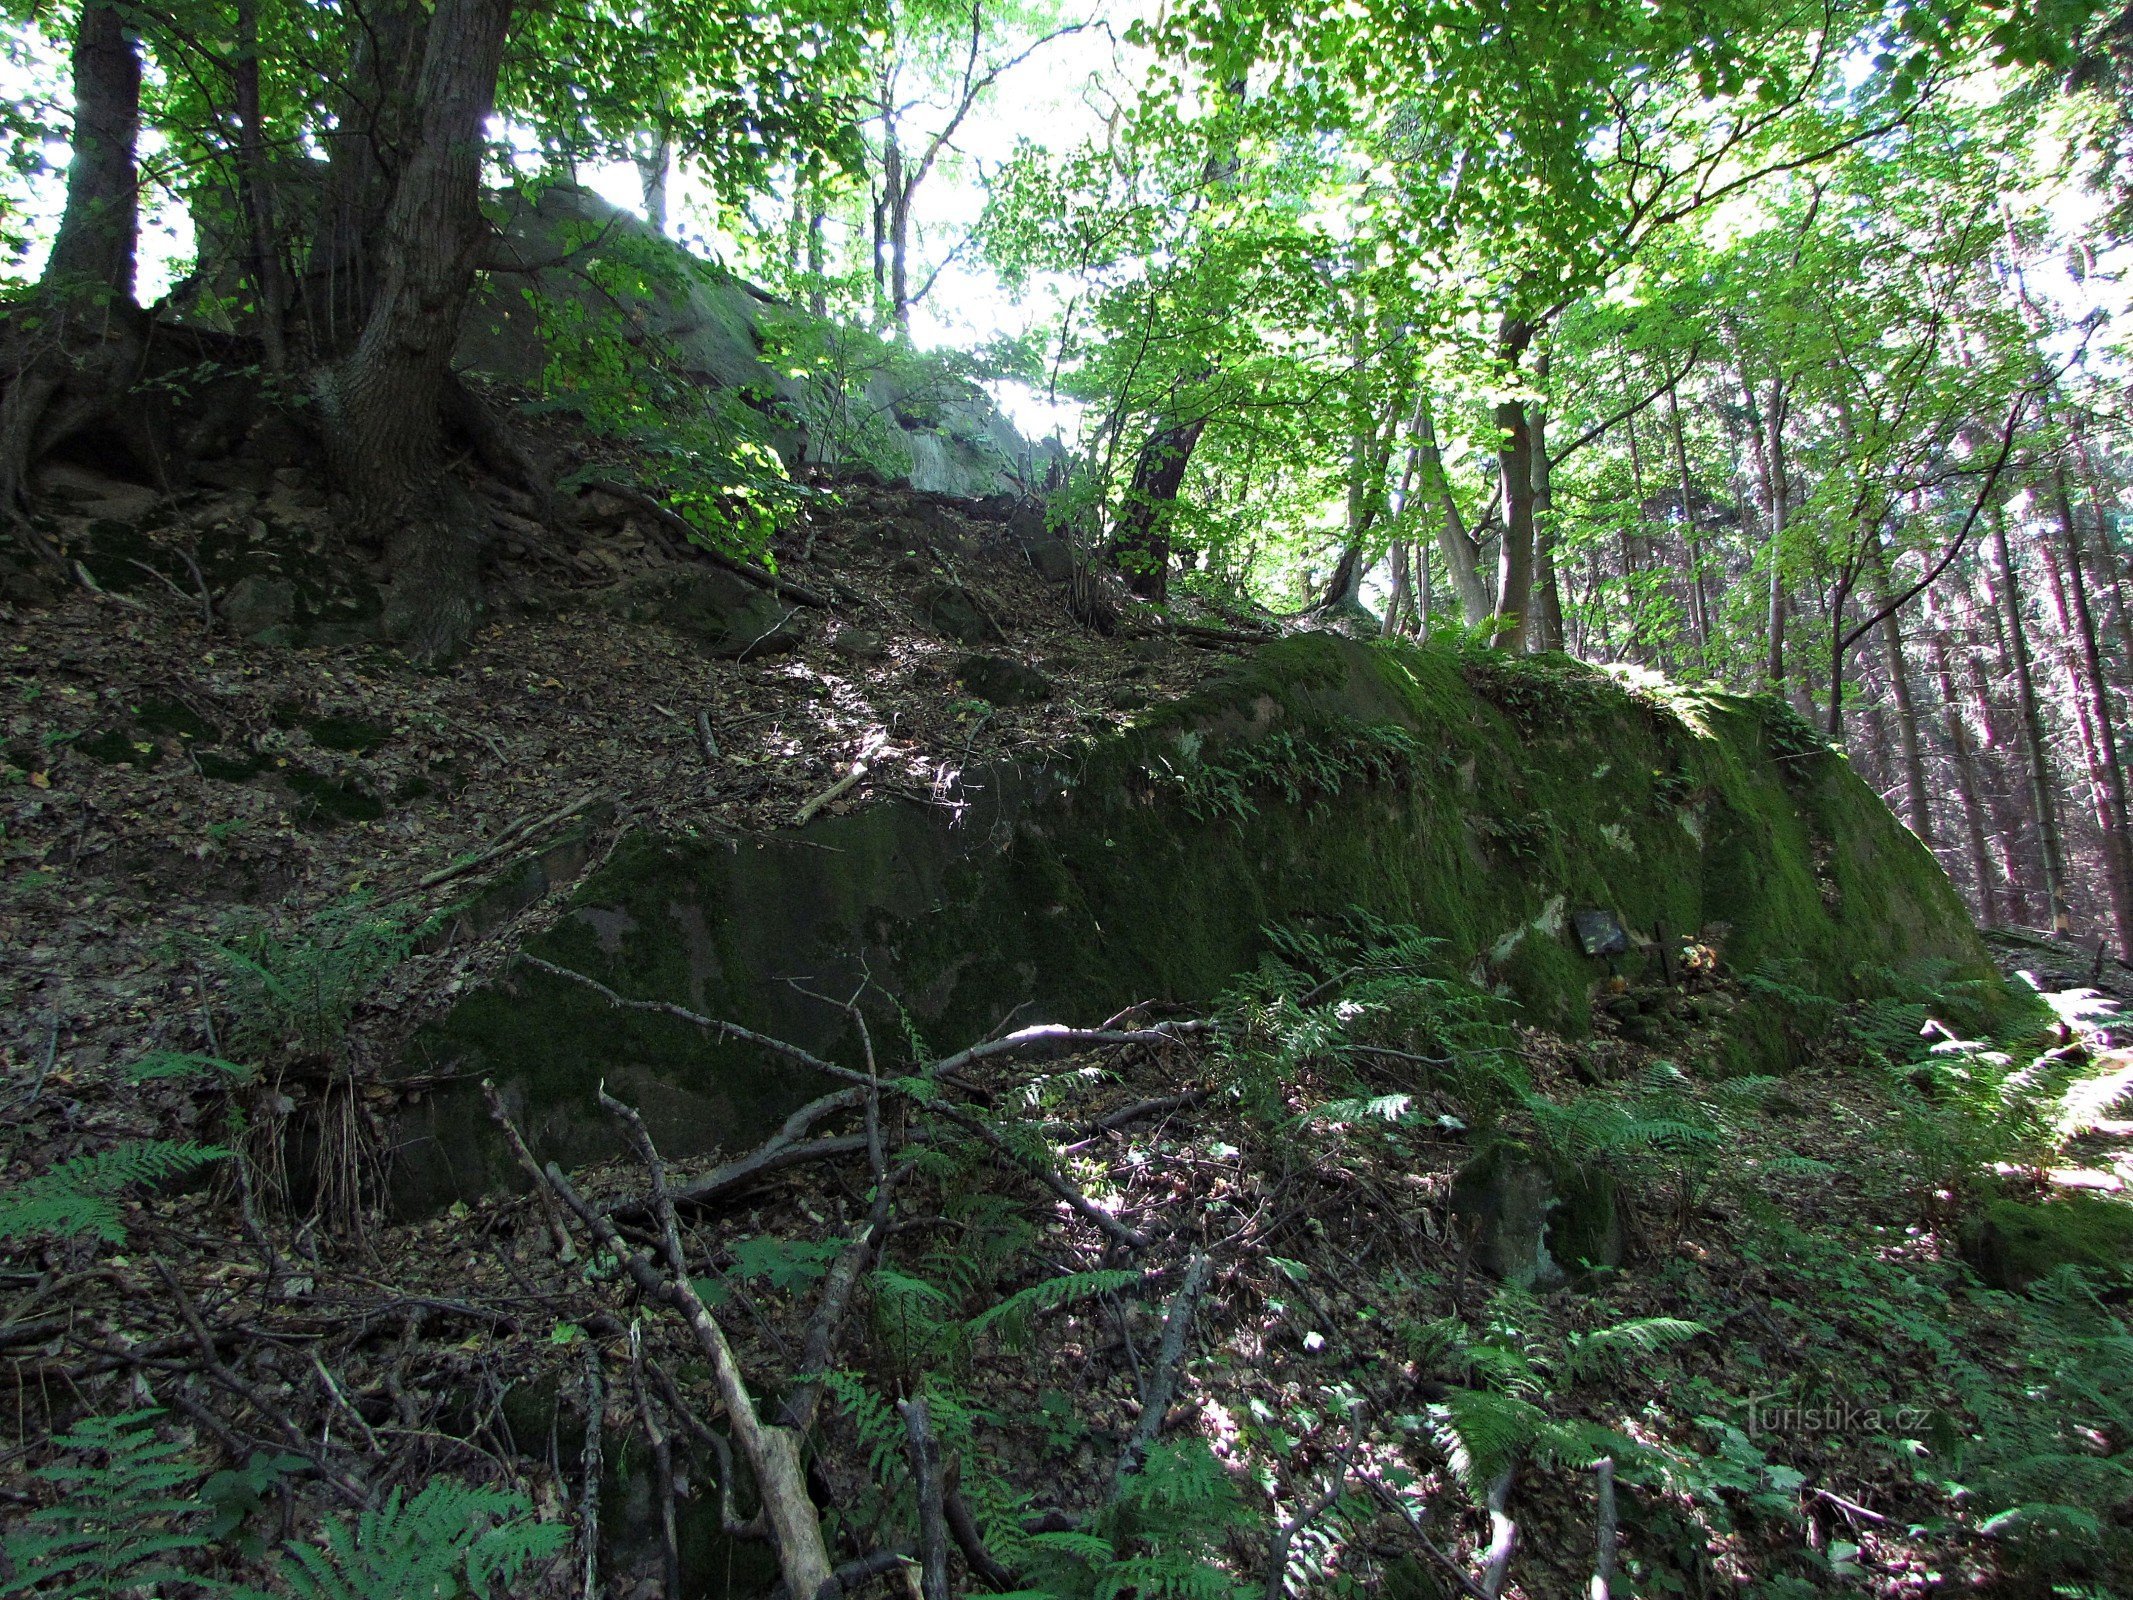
[930,1099,1151,1250]
[481,1080,578,1260]
[1114,1252,1212,1492]
[944,1471,1019,1590]
[578,1341,602,1600]
[412,789,603,894]
[531,1092,835,1598]
[792,759,872,827]
[899,1396,952,1600]
[1263,1404,1367,1600]
[1480,1467,1517,1599]
[628,1324,684,1598]
[1590,1456,1618,1600]
[1364,1479,1494,1600]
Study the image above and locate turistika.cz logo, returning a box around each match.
[1744,1397,1925,1436]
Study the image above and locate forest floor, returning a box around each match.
[2,466,2131,1600]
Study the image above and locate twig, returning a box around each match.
[1810,1484,1886,1524]
[1363,1479,1494,1600]
[931,1100,1151,1250]
[899,1396,952,1600]
[579,1340,602,1600]
[1590,1456,1618,1600]
[697,709,721,764]
[1480,1467,1517,1599]
[413,789,603,893]
[648,1358,764,1539]
[483,1080,579,1260]
[629,1324,684,1598]
[944,1475,1019,1590]
[532,1093,834,1598]
[807,1549,916,1599]
[792,760,872,827]
[1264,1404,1367,1599]
[1114,1253,1212,1492]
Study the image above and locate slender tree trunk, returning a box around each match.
[1991,504,2073,932]
[637,128,671,235]
[1415,389,1488,624]
[1926,590,2002,923]
[234,0,289,371]
[1864,537,1934,842]
[1529,347,1564,652]
[1490,316,1538,650]
[2045,468,2133,955]
[322,0,516,661]
[1665,379,1711,655]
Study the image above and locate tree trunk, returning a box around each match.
[1109,412,1206,603]
[321,0,516,661]
[0,0,145,520]
[2045,468,2133,956]
[234,0,290,371]
[1991,504,2073,932]
[884,127,909,333]
[1529,347,1564,652]
[1664,379,1711,655]
[637,129,671,235]
[1490,316,1537,650]
[1925,590,2001,924]
[1870,540,1933,843]
[1415,389,1488,623]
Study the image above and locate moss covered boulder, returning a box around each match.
[1961,1193,2133,1292]
[393,635,1996,1211]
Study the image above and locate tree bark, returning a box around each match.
[0,0,145,521]
[321,0,516,661]
[2044,467,2133,957]
[1415,389,1489,624]
[1490,315,1537,650]
[1991,504,2073,932]
[637,128,671,236]
[1664,379,1711,656]
[1529,347,1564,652]
[1925,590,2001,924]
[234,0,290,371]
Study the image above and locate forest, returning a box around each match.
[6,0,2133,1595]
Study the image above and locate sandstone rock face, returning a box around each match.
[457,183,1064,501]
[397,635,2001,1212]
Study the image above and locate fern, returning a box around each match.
[0,1140,226,1244]
[1564,1317,1707,1384]
[966,1269,1140,1347]
[209,897,419,1062]
[1429,1388,1549,1492]
[0,1409,216,1598]
[255,1479,565,1600]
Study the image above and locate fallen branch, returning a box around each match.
[899,1396,952,1600]
[482,1080,577,1260]
[503,1092,835,1599]
[932,1099,1151,1250]
[1364,1479,1494,1600]
[579,1342,603,1600]
[1590,1456,1618,1600]
[1480,1467,1517,1599]
[412,789,603,894]
[1264,1404,1367,1600]
[792,760,871,827]
[629,1324,684,1597]
[1114,1253,1212,1492]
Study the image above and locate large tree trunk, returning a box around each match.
[1664,379,1711,656]
[321,0,516,661]
[234,0,290,372]
[0,0,145,521]
[1991,504,2073,932]
[302,0,424,357]
[637,128,671,236]
[1870,542,1933,844]
[1528,347,1564,652]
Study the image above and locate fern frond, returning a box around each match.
[966,1269,1139,1347]
[0,1141,226,1244]
[267,1479,564,1600]
[1564,1317,1707,1384]
[1430,1388,1546,1494]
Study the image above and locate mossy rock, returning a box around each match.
[395,634,2001,1212]
[1450,1142,1623,1291]
[1961,1193,2133,1292]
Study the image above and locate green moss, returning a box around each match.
[395,634,2001,1213]
[307,714,391,752]
[1962,1194,2133,1292]
[286,768,385,824]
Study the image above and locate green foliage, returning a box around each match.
[208,898,421,1063]
[1147,722,1427,830]
[256,1479,565,1600]
[1006,1440,1256,1600]
[0,1140,225,1245]
[0,1410,217,1598]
